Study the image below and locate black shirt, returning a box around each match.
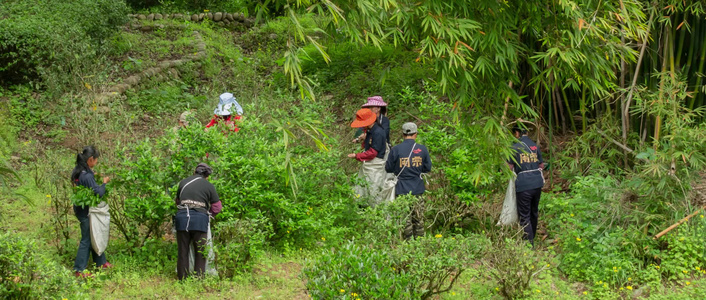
[363,123,387,159]
[509,136,545,192]
[174,175,220,232]
[378,115,390,145]
[385,139,432,196]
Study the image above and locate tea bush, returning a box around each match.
[0,0,128,91]
[212,217,272,277]
[304,241,420,300]
[0,232,88,298]
[304,234,484,300]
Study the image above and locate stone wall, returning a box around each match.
[128,12,253,27]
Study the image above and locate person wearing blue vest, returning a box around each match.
[508,125,545,245]
[385,122,432,239]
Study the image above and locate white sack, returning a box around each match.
[497,179,518,226]
[89,201,110,256]
[354,157,391,207]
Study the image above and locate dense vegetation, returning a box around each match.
[1,0,706,299]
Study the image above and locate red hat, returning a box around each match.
[350,109,377,128]
[361,96,387,108]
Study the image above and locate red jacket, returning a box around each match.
[206,115,241,132]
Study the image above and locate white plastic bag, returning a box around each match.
[189,225,217,276]
[89,201,110,256]
[497,179,518,226]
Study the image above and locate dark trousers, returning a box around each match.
[176,230,208,280]
[403,196,425,240]
[74,207,106,272]
[516,187,541,244]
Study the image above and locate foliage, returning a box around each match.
[482,228,545,300]
[0,232,88,299]
[0,0,128,91]
[212,217,272,277]
[305,234,483,300]
[304,241,420,300]
[71,185,103,207]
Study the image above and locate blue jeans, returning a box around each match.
[73,206,106,272]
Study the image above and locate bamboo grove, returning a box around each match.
[253,0,706,185]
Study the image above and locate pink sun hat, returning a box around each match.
[361,96,387,107]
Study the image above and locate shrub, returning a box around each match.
[304,234,483,300]
[304,241,420,300]
[482,228,544,300]
[212,217,272,277]
[0,232,87,298]
[0,0,128,91]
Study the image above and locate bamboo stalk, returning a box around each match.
[675,12,687,67]
[689,21,706,110]
[653,206,706,239]
[560,86,577,133]
[623,8,654,142]
[653,23,671,149]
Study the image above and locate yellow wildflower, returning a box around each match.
[696,267,701,271]
[321,237,326,241]
[626,286,632,290]
[287,231,290,233]
[435,234,443,238]
[547,263,551,267]
[583,291,588,295]
[451,292,456,296]
[628,277,631,281]
[570,213,574,217]
[620,287,624,290]
[204,9,210,12]
[686,281,691,285]
[656,265,660,269]
[603,283,608,288]
[340,289,345,293]
[682,270,688,274]
[535,289,541,293]
[576,237,581,242]
[495,287,500,291]
[351,293,358,297]
[46,194,52,198]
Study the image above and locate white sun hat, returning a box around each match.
[214,93,243,116]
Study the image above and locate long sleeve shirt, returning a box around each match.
[356,124,387,161]
[385,139,432,196]
[73,169,106,217]
[509,136,545,192]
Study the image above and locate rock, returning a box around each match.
[127,14,134,18]
[140,26,152,32]
[207,13,213,20]
[130,23,141,30]
[159,61,172,68]
[165,14,171,19]
[235,12,244,21]
[226,13,233,21]
[244,18,253,27]
[137,14,146,20]
[147,13,154,21]
[198,13,205,21]
[10,156,20,161]
[214,12,223,21]
[269,33,278,39]
[154,13,163,20]
[191,14,199,21]
[124,76,140,86]
[223,19,231,25]
[174,13,182,19]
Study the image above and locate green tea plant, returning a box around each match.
[482,228,545,300]
[212,217,272,277]
[304,241,420,300]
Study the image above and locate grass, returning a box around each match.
[2,14,706,300]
